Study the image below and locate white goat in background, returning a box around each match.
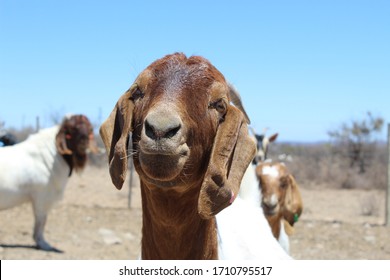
[0,114,97,252]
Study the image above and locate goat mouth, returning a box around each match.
[261,203,278,216]
[138,145,190,184]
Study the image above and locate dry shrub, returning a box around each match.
[269,142,387,190]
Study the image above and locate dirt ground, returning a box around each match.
[1,165,390,260]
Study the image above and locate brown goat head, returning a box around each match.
[100,53,256,218]
[256,162,303,226]
[56,114,97,173]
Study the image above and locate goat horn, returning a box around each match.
[249,126,256,137]
[228,83,251,124]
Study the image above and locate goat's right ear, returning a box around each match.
[56,123,72,155]
[281,174,303,226]
[99,86,135,190]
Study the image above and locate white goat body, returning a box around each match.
[0,126,68,250]
[0,126,69,208]
[0,114,95,251]
[278,220,290,253]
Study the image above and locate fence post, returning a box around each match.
[387,123,390,226]
[128,157,134,209]
[36,116,40,132]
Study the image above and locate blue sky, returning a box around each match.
[1,0,389,142]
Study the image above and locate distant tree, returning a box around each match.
[328,112,384,174]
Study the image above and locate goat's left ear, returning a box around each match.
[99,87,135,190]
[55,126,72,155]
[198,105,256,219]
[282,174,303,226]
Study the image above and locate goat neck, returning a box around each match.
[265,212,283,239]
[140,180,218,260]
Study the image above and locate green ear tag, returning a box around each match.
[294,213,299,222]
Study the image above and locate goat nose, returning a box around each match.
[263,194,278,208]
[263,201,277,210]
[144,110,182,140]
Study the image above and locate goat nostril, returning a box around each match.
[165,124,181,139]
[145,120,156,140]
[144,120,181,140]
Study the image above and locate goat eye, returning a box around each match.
[209,99,227,114]
[280,180,288,189]
[129,84,144,101]
[132,88,144,100]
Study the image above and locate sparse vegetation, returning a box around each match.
[269,139,386,190]
[328,112,384,174]
[266,112,386,190]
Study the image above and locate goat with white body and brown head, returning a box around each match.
[100,53,290,260]
[0,114,97,252]
[256,161,303,253]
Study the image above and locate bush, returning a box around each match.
[268,141,387,190]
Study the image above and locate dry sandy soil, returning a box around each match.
[1,165,390,260]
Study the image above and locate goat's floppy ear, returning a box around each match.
[283,220,295,236]
[198,105,256,219]
[282,174,303,226]
[56,126,72,155]
[99,87,135,190]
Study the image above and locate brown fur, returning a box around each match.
[266,213,283,238]
[55,114,97,175]
[100,53,256,259]
[256,162,303,239]
[140,182,218,259]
